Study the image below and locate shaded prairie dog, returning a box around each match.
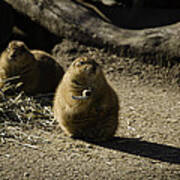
[53,57,119,141]
[0,40,64,94]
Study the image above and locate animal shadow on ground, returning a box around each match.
[78,137,180,165]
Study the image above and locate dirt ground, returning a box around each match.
[0,39,180,180]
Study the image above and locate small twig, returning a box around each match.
[3,76,20,83]
[34,93,54,98]
[0,89,6,100]
[6,138,39,149]
[22,143,39,149]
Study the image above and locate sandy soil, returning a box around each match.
[0,39,180,180]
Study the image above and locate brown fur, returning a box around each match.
[53,57,119,141]
[0,40,64,94]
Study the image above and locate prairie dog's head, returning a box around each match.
[68,57,103,85]
[1,40,34,66]
[65,57,106,101]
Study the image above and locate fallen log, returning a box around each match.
[0,1,14,50]
[4,0,180,64]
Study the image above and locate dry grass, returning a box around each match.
[0,79,56,146]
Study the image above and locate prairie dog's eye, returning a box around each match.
[76,61,85,66]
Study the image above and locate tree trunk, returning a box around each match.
[4,0,180,64]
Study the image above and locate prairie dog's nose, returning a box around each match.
[85,60,99,73]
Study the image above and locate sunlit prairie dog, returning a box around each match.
[53,57,119,141]
[0,40,64,94]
